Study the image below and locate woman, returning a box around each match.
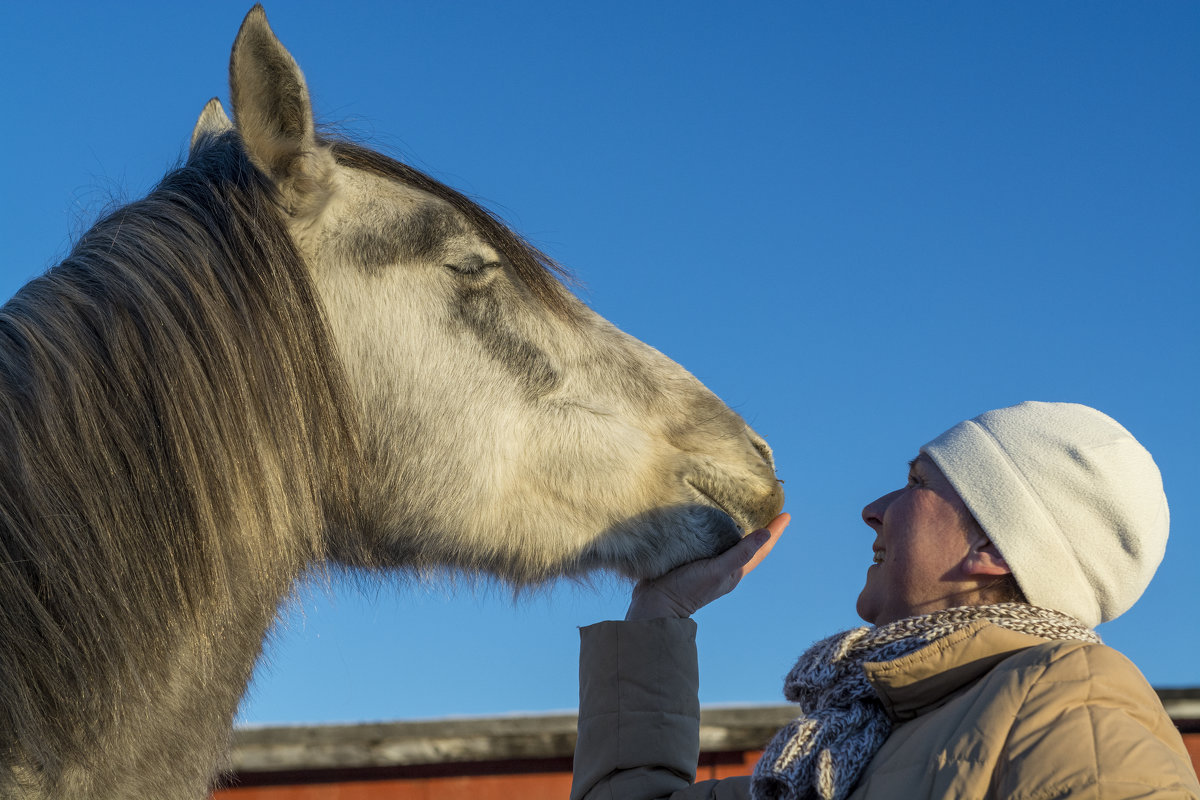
[571,401,1199,800]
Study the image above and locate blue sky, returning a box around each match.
[2,2,1197,725]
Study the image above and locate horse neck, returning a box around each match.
[0,169,352,795]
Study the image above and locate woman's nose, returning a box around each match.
[861,490,898,529]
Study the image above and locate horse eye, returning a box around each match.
[445,256,500,277]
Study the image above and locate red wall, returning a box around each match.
[211,751,766,800]
[215,736,1200,799]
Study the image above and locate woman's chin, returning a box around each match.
[855,587,878,625]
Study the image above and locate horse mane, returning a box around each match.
[0,130,360,791]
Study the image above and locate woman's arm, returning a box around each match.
[571,514,789,800]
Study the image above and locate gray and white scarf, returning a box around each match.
[749,603,1100,800]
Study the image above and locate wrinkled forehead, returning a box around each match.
[327,169,485,273]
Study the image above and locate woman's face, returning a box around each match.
[856,454,985,625]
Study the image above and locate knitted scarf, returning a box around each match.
[749,603,1100,800]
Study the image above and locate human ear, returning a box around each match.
[962,534,1012,577]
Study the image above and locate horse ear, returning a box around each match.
[228,5,334,215]
[189,97,233,155]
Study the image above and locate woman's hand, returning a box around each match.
[625,513,790,621]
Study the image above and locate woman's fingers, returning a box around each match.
[737,513,790,579]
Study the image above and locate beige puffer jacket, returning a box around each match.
[571,617,1199,800]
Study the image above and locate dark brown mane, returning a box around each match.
[0,130,359,795]
[327,140,576,318]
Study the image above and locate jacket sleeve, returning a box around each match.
[571,618,751,800]
[995,643,1200,800]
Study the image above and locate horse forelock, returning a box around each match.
[326,140,578,321]
[0,131,360,792]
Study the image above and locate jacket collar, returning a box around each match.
[862,621,1048,722]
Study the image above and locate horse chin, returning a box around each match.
[686,480,755,535]
[684,505,746,560]
[592,503,746,582]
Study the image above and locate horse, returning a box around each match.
[0,6,783,798]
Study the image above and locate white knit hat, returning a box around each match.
[920,401,1169,627]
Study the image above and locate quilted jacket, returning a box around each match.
[571,617,1199,800]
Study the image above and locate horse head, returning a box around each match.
[203,6,784,585]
